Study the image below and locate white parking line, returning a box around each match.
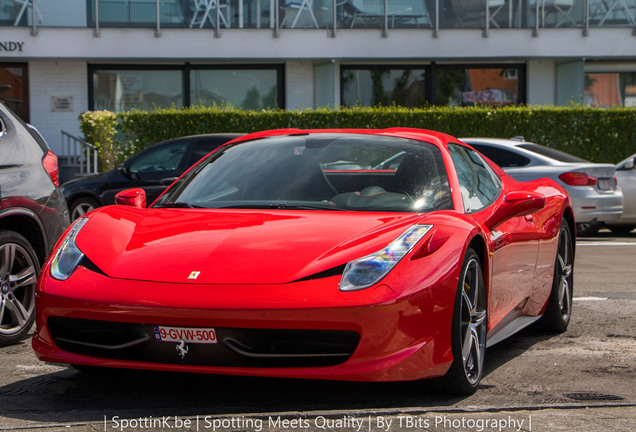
[573,296,608,301]
[576,242,636,246]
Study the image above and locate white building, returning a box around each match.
[1,0,635,156]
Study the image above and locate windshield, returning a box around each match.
[154,133,452,213]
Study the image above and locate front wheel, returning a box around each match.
[433,248,487,395]
[0,230,40,346]
[540,218,574,333]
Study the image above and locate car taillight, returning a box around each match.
[559,172,597,187]
[42,150,59,187]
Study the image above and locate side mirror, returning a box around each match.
[624,158,635,170]
[115,188,147,208]
[486,191,545,230]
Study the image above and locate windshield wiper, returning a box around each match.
[154,202,202,209]
[275,204,342,211]
[216,203,342,211]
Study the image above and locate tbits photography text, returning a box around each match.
[105,413,532,432]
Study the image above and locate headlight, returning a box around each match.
[50,217,89,281]
[339,224,432,291]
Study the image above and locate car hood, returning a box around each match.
[75,206,431,284]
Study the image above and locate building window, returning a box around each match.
[341,64,524,108]
[190,67,282,109]
[434,66,523,107]
[585,72,636,107]
[341,67,428,107]
[89,64,284,112]
[91,67,184,112]
[0,63,29,122]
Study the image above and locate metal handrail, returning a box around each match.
[12,0,633,39]
[61,130,99,176]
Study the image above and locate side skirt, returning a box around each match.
[486,316,542,348]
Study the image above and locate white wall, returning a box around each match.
[28,61,88,155]
[527,59,556,105]
[286,61,314,110]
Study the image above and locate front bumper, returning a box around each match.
[33,264,456,382]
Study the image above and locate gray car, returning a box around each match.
[0,102,70,345]
[604,154,636,233]
[462,137,623,236]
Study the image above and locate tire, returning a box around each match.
[70,197,100,221]
[0,230,40,346]
[576,222,598,237]
[433,248,487,395]
[540,218,574,333]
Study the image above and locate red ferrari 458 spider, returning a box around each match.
[33,128,575,395]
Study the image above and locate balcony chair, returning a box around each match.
[528,0,576,27]
[280,0,319,28]
[450,0,506,28]
[12,0,44,26]
[190,0,229,28]
[342,0,429,28]
[589,0,636,26]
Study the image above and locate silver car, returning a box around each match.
[604,154,636,234]
[462,137,623,236]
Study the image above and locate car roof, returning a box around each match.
[236,128,457,148]
[163,132,245,143]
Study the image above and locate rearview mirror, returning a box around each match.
[486,191,546,230]
[115,188,147,209]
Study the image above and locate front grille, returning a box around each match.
[48,317,360,368]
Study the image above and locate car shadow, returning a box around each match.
[0,326,558,425]
[578,227,636,239]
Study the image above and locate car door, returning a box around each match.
[126,140,190,203]
[101,140,190,205]
[615,155,636,220]
[448,144,540,333]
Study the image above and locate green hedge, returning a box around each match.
[80,106,636,171]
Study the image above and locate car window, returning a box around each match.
[184,140,222,167]
[518,143,587,163]
[471,144,530,168]
[128,141,188,174]
[155,134,453,213]
[449,144,501,213]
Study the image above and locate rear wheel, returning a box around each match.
[540,218,574,333]
[433,248,487,395]
[0,230,39,346]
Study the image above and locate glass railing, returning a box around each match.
[1,0,633,31]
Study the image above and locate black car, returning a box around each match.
[0,102,70,345]
[62,133,244,220]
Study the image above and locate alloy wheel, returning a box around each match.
[0,242,37,337]
[556,225,573,322]
[459,257,487,385]
[72,202,96,220]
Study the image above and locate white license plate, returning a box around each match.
[152,326,217,344]
[598,178,615,190]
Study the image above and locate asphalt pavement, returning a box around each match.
[1,232,634,432]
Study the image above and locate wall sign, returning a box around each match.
[0,42,24,53]
[51,96,73,112]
